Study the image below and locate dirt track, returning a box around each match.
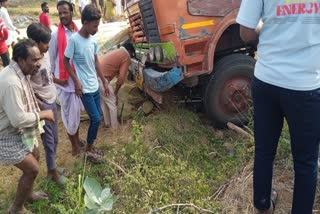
[0,108,131,211]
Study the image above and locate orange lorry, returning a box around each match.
[124,0,256,127]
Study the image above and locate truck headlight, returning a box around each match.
[155,46,164,62]
[148,47,155,62]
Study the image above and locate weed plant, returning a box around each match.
[26,108,256,213]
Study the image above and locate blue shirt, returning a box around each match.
[237,0,320,91]
[64,32,99,94]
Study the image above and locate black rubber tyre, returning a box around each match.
[204,54,255,128]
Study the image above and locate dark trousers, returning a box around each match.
[252,77,320,214]
[1,51,10,67]
[41,102,59,170]
[81,89,101,145]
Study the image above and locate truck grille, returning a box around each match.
[128,0,160,43]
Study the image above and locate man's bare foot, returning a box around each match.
[8,206,27,214]
[72,149,81,156]
[86,144,104,155]
[71,145,82,156]
[48,168,68,185]
[101,123,111,129]
[91,147,104,156]
[256,189,277,214]
[27,191,48,203]
[86,152,103,164]
[47,169,61,182]
[47,173,68,186]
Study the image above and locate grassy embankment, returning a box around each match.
[0,105,296,213]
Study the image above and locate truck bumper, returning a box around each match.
[143,67,184,93]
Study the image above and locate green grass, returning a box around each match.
[22,108,260,213]
[0,106,293,213]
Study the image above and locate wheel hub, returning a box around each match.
[220,77,251,115]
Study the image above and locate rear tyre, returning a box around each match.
[204,54,255,128]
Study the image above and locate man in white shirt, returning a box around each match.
[79,0,89,14]
[0,39,54,214]
[49,0,84,156]
[0,0,20,47]
[69,0,77,14]
[237,0,320,213]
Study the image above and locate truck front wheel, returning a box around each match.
[204,54,255,127]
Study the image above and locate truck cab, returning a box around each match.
[124,0,256,127]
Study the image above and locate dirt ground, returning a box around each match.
[220,159,320,214]
[1,108,320,213]
[0,108,133,211]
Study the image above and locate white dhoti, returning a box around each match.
[99,79,119,128]
[5,29,15,46]
[56,88,84,135]
[115,0,122,16]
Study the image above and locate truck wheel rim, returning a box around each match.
[220,76,251,117]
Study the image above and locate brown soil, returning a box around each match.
[220,160,320,214]
[0,109,133,211]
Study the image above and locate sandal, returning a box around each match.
[56,167,65,175]
[55,175,68,186]
[270,188,278,213]
[91,147,104,156]
[71,145,86,156]
[79,140,86,148]
[256,188,278,214]
[57,167,71,177]
[86,152,103,164]
[47,174,68,186]
[8,207,32,214]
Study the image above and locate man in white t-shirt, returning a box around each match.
[0,0,20,47]
[69,0,77,14]
[237,0,320,213]
[79,0,89,13]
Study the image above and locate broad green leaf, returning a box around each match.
[83,208,100,214]
[112,195,119,201]
[100,195,118,211]
[99,199,113,211]
[83,177,102,204]
[100,188,111,201]
[84,194,99,209]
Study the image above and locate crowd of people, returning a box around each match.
[68,0,122,21]
[0,1,133,213]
